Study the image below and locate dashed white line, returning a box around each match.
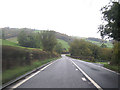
[75,68,78,71]
[70,59,103,90]
[82,77,86,81]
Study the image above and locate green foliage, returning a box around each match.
[54,42,63,54]
[104,64,120,73]
[99,1,120,41]
[2,57,59,84]
[2,45,59,71]
[40,31,57,52]
[99,48,112,61]
[2,39,18,47]
[17,31,37,48]
[57,39,70,51]
[98,1,120,65]
[86,39,113,48]
[100,43,107,48]
[69,39,112,62]
[70,39,93,60]
[112,41,120,65]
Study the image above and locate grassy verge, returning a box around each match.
[2,57,60,84]
[67,55,120,73]
[95,62,120,73]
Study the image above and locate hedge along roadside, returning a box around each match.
[2,45,60,84]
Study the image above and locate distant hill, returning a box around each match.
[85,37,113,48]
[0,27,35,39]
[1,27,113,48]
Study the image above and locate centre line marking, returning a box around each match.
[70,60,103,90]
[82,77,86,81]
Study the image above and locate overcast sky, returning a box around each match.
[0,0,110,38]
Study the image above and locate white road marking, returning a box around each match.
[11,60,58,89]
[75,59,120,75]
[82,77,86,81]
[70,60,103,90]
[75,68,78,71]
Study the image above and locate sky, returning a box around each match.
[0,0,111,38]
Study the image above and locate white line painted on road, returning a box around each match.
[70,60,103,90]
[76,59,120,75]
[11,60,58,89]
[75,68,78,71]
[82,77,86,81]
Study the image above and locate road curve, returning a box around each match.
[9,55,119,89]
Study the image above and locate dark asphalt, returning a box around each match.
[11,55,119,89]
[67,56,120,88]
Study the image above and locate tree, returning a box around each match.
[17,31,28,47]
[54,42,63,54]
[2,30,5,40]
[17,31,37,48]
[98,1,120,64]
[98,1,120,41]
[69,39,92,58]
[40,31,57,52]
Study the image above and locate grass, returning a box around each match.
[6,37,18,43]
[104,64,120,73]
[57,39,70,51]
[34,30,42,33]
[2,39,18,47]
[2,57,60,84]
[96,61,120,73]
[86,39,113,48]
[1,39,42,50]
[68,55,120,73]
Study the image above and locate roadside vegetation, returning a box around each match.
[69,1,120,73]
[3,57,59,84]
[2,30,62,84]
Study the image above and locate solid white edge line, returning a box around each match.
[11,60,58,89]
[70,60,103,90]
[77,59,120,75]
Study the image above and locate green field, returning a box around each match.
[1,39,42,50]
[57,39,70,51]
[2,39,18,47]
[34,30,42,33]
[86,40,113,48]
[7,37,18,43]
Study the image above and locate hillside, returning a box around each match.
[6,37,18,43]
[57,39,70,51]
[1,27,113,48]
[85,38,113,48]
[1,39,18,47]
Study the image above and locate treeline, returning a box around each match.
[0,27,74,44]
[1,27,35,39]
[17,30,63,54]
[86,37,107,43]
[2,45,59,71]
[69,39,113,62]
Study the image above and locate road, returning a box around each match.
[10,55,119,89]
